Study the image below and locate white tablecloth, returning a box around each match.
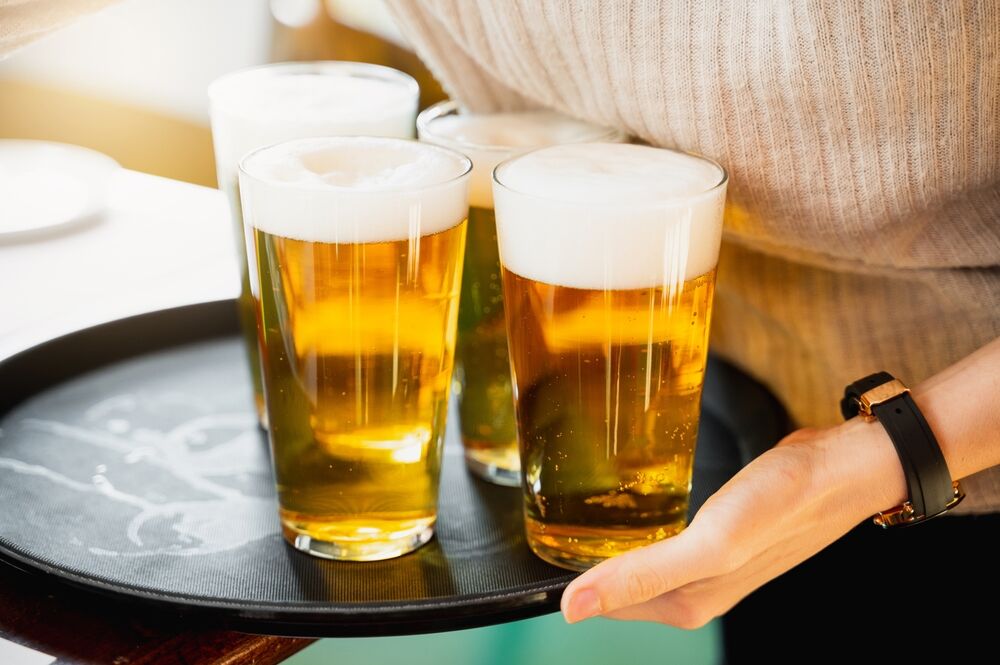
[0,169,239,359]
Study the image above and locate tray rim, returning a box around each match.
[0,300,577,636]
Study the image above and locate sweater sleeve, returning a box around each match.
[0,0,119,58]
[384,0,536,112]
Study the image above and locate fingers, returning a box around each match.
[599,536,835,628]
[601,584,726,630]
[560,441,825,625]
[598,566,758,629]
[561,526,721,623]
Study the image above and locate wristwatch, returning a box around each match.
[841,371,964,528]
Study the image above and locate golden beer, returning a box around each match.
[454,205,519,476]
[209,62,419,425]
[240,137,471,560]
[417,101,623,485]
[494,142,727,570]
[504,268,715,567]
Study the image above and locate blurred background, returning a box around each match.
[0,0,445,187]
[0,1,718,662]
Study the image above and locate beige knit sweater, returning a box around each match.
[386,0,1000,513]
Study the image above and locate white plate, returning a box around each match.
[0,140,120,236]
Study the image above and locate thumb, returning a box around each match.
[560,527,717,623]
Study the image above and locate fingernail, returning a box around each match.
[564,588,601,623]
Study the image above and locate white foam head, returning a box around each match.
[417,102,622,208]
[210,62,418,188]
[239,137,471,244]
[493,143,727,289]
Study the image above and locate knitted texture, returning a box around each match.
[387,0,1000,512]
[0,0,117,56]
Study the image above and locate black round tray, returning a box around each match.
[0,300,785,637]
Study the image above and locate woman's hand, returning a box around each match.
[560,418,908,628]
[561,337,999,628]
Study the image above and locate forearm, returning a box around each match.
[913,336,1000,482]
[820,336,1000,518]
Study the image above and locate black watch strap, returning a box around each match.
[841,371,961,524]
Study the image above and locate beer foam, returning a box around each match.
[493,143,726,289]
[418,106,621,208]
[239,137,470,244]
[210,64,418,185]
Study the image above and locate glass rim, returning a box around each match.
[417,100,625,154]
[492,142,729,208]
[238,136,473,195]
[208,60,419,117]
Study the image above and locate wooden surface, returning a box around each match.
[0,561,313,665]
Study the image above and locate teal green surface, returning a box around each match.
[286,613,720,665]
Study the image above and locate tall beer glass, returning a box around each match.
[210,62,419,425]
[417,101,622,486]
[239,137,471,560]
[493,143,727,571]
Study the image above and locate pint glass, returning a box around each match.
[493,143,727,570]
[417,101,622,486]
[209,62,419,424]
[239,137,471,560]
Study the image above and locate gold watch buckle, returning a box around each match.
[856,379,909,421]
[873,481,966,528]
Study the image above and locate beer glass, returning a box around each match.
[417,101,622,486]
[209,62,419,425]
[239,136,471,560]
[493,142,727,571]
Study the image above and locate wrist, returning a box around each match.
[912,382,976,482]
[908,337,1000,481]
[816,417,908,519]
